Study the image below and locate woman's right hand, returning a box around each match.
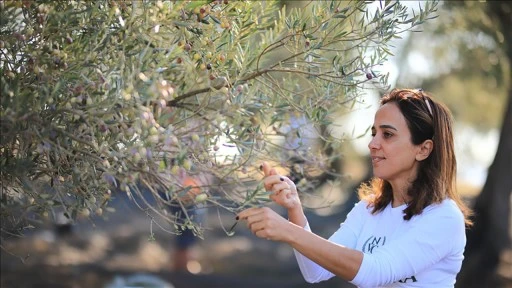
[261,162,301,210]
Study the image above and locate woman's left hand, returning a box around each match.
[237,206,291,242]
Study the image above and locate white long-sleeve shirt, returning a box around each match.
[293,198,466,287]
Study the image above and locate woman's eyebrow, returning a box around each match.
[379,124,397,131]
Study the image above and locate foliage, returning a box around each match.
[395,1,509,130]
[0,0,437,237]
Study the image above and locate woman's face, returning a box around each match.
[368,102,422,183]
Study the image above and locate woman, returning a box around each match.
[238,88,473,287]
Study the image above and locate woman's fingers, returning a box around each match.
[237,207,262,220]
[269,189,295,207]
[249,220,268,232]
[238,208,262,230]
[269,189,290,202]
[268,176,297,196]
[264,175,282,191]
[264,174,291,190]
[237,207,284,240]
[238,207,272,226]
[258,163,301,209]
[271,182,289,194]
[261,162,277,177]
[261,162,279,191]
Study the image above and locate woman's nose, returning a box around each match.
[368,136,379,150]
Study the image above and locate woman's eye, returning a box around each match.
[383,132,392,138]
[371,133,376,137]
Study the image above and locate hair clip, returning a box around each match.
[415,88,432,115]
[425,98,433,115]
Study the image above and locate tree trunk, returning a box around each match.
[457,3,512,286]
[457,90,512,288]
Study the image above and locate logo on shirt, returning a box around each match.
[362,235,418,283]
[362,236,386,253]
[399,276,418,283]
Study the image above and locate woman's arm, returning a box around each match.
[257,162,367,282]
[293,200,367,282]
[238,206,363,281]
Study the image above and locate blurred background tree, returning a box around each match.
[0,0,438,239]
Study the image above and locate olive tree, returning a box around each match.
[0,0,437,238]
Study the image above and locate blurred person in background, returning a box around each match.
[162,173,205,272]
[154,107,212,272]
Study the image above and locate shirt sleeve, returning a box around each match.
[293,200,369,283]
[351,200,466,287]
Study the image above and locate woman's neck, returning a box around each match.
[389,181,412,208]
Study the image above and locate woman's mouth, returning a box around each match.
[371,156,385,164]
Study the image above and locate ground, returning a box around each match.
[2,191,511,288]
[0,193,355,288]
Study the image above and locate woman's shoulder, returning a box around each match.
[351,199,374,214]
[411,198,466,248]
[424,198,460,211]
[341,200,375,225]
[421,198,465,223]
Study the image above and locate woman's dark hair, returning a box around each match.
[358,88,473,226]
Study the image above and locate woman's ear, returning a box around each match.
[416,139,434,161]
